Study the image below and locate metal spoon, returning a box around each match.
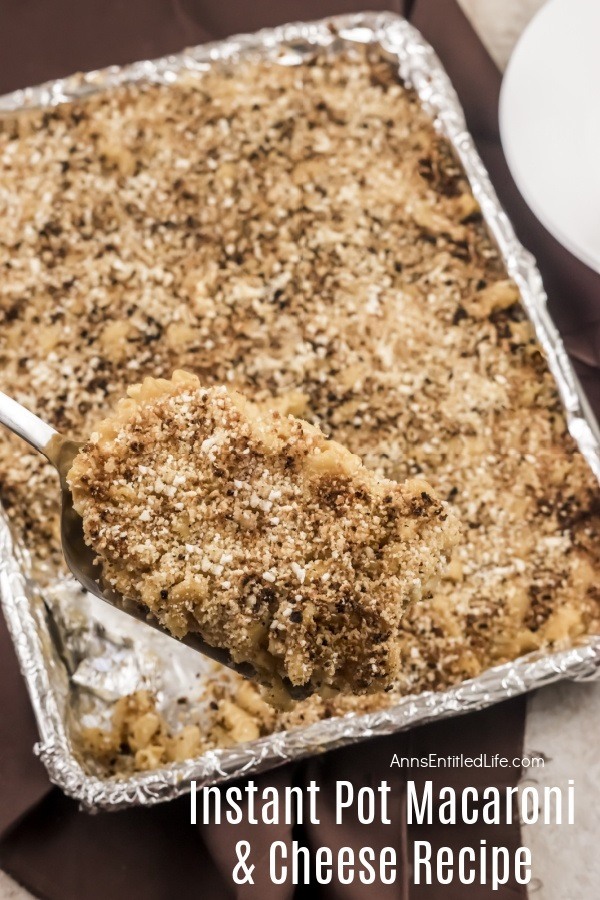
[0,390,308,702]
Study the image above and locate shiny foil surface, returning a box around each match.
[1,12,599,812]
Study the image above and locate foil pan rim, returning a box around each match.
[34,638,600,812]
[1,11,599,812]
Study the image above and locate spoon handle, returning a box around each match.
[0,390,57,457]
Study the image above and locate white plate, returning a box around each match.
[500,0,600,274]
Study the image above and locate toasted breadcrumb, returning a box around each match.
[68,371,459,697]
[0,48,598,773]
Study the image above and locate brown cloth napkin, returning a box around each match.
[1,0,597,897]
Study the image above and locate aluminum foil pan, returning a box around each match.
[1,12,599,812]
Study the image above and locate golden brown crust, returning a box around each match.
[0,48,598,771]
[68,372,458,696]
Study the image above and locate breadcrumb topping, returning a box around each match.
[68,371,459,696]
[0,47,598,770]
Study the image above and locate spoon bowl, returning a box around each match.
[0,391,309,702]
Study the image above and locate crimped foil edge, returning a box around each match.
[0,11,599,812]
